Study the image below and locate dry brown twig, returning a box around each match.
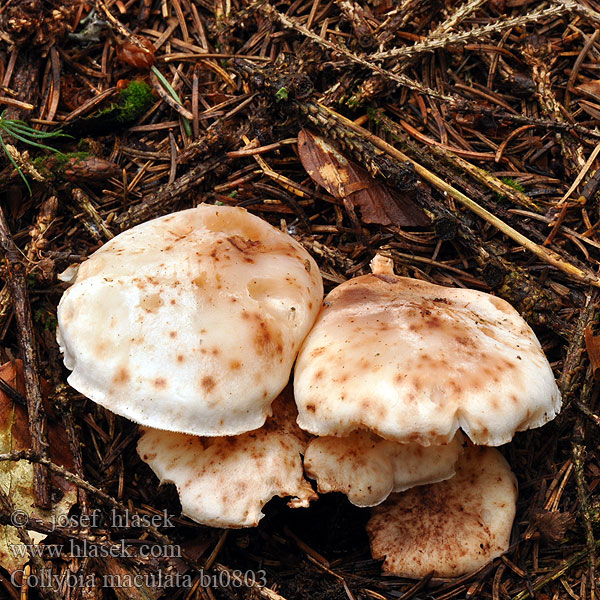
[0,207,50,509]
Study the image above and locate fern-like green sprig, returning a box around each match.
[0,110,70,193]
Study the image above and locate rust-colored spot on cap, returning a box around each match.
[114,367,130,385]
[201,376,216,392]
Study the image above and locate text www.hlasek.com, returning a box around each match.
[10,538,182,559]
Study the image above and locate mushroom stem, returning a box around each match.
[370,253,395,275]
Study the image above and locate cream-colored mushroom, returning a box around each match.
[57,205,323,437]
[303,430,465,507]
[367,446,517,578]
[137,391,317,528]
[295,255,560,446]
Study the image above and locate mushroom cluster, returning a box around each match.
[57,205,561,578]
[294,253,560,576]
[58,204,324,527]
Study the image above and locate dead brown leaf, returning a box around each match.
[0,361,74,471]
[584,326,600,380]
[298,129,429,227]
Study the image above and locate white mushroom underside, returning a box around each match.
[295,274,561,445]
[57,205,323,437]
[367,446,518,578]
[304,430,465,507]
[137,394,317,528]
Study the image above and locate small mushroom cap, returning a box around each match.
[295,274,560,445]
[57,205,323,436]
[137,391,317,528]
[367,446,517,578]
[304,431,464,507]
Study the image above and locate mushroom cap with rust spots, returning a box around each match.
[294,273,561,446]
[304,430,465,507]
[136,391,318,528]
[367,446,517,578]
[57,204,323,436]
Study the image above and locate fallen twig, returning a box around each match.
[0,207,50,508]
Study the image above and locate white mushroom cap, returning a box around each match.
[57,205,323,437]
[137,391,317,528]
[367,446,517,578]
[294,262,560,446]
[304,431,465,507]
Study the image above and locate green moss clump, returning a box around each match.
[53,151,89,167]
[275,86,289,102]
[117,80,154,122]
[34,307,58,332]
[346,95,360,108]
[97,80,154,124]
[501,177,526,193]
[366,106,382,125]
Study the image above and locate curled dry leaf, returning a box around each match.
[584,326,600,380]
[297,129,429,227]
[0,360,77,574]
[117,37,156,69]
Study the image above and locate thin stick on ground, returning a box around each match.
[259,2,455,103]
[0,206,50,508]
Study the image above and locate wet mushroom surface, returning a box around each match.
[304,430,465,507]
